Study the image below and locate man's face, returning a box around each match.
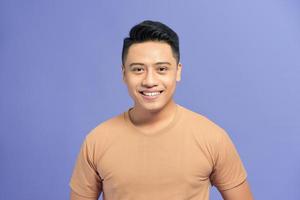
[122,41,182,112]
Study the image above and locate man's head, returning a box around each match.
[122,20,180,65]
[122,20,182,113]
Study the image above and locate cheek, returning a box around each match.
[163,75,177,88]
[125,78,139,91]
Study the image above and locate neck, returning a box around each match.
[129,100,177,127]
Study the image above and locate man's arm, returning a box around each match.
[219,180,254,200]
[70,190,99,200]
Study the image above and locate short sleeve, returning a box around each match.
[210,130,247,191]
[69,137,102,198]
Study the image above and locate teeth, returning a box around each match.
[142,92,161,96]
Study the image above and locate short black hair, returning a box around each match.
[122,20,180,65]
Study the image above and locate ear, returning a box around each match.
[176,63,182,82]
[122,65,126,83]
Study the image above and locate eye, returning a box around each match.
[131,67,144,73]
[158,66,168,72]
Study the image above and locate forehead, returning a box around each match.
[125,41,176,65]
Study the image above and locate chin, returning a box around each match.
[131,91,173,112]
[139,104,162,112]
[136,101,169,113]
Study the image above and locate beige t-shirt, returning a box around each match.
[69,105,247,199]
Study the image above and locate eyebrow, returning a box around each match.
[129,63,145,67]
[155,62,171,66]
[129,62,172,67]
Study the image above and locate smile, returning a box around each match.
[139,91,163,99]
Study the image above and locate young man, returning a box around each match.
[70,20,254,200]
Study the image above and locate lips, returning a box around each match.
[139,90,164,99]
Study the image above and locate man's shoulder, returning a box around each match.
[179,105,223,130]
[85,111,126,142]
[178,105,227,141]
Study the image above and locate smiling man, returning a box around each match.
[69,20,254,200]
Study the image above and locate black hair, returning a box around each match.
[122,20,180,65]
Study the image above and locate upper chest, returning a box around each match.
[96,130,214,192]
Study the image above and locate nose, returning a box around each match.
[142,69,158,87]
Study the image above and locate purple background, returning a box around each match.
[1,0,300,199]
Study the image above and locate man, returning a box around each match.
[70,20,254,200]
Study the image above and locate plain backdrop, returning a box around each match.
[1,0,300,199]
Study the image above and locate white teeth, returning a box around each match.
[142,92,161,96]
